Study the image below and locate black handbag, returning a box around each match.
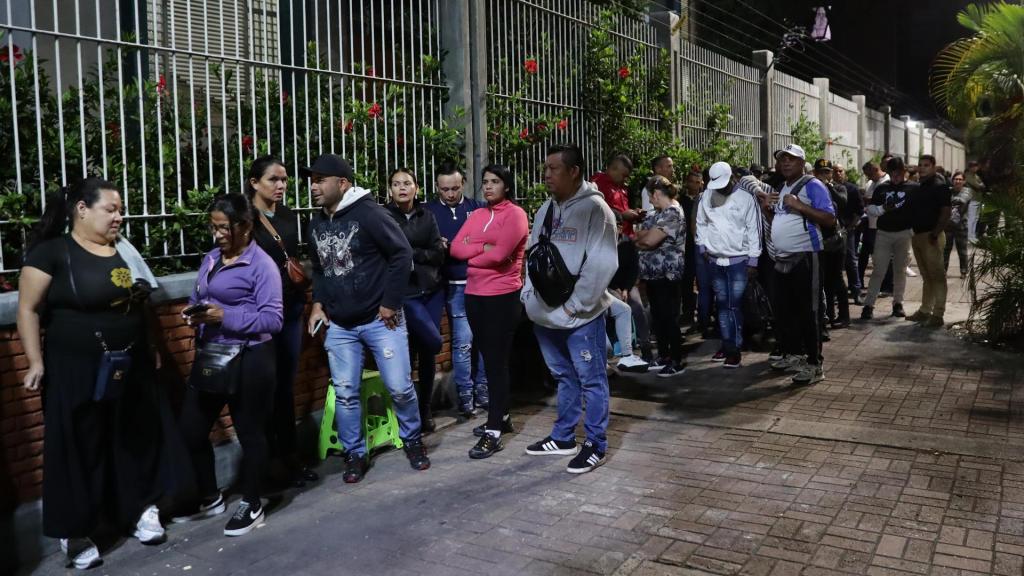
[526,203,586,307]
[189,342,245,395]
[65,238,135,402]
[742,278,775,334]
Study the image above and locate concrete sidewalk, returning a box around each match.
[28,260,1024,576]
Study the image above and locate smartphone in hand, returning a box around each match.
[182,302,210,317]
[311,318,325,336]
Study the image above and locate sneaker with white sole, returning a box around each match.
[616,354,649,373]
[133,504,165,544]
[566,440,606,474]
[792,364,824,386]
[525,436,579,456]
[770,355,805,372]
[60,538,101,570]
[171,492,226,523]
[768,347,784,361]
[647,357,668,372]
[223,499,264,537]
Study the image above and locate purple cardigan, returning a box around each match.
[190,241,284,346]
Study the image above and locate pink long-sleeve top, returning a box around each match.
[450,199,529,296]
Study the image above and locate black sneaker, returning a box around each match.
[473,416,515,437]
[171,492,226,523]
[891,303,906,317]
[468,434,504,459]
[657,362,686,378]
[223,499,263,537]
[342,453,368,484]
[566,440,606,474]
[421,416,436,435]
[403,439,431,471]
[860,305,874,320]
[525,435,579,456]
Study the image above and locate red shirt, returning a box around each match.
[592,172,633,237]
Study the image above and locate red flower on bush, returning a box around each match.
[524,58,538,75]
[366,67,376,77]
[367,102,383,119]
[535,122,548,133]
[155,74,167,96]
[343,119,354,134]
[519,128,530,140]
[557,118,569,131]
[242,135,254,152]
[618,66,630,79]
[0,44,24,64]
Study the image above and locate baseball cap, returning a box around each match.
[300,154,355,181]
[813,158,833,171]
[773,143,807,161]
[706,161,733,190]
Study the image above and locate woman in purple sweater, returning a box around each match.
[173,194,283,537]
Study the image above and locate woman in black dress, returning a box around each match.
[18,178,170,569]
[246,156,318,486]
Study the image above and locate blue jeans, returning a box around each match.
[711,262,748,355]
[534,317,610,454]
[404,290,444,416]
[324,317,421,456]
[446,283,488,411]
[694,252,714,328]
[845,229,861,293]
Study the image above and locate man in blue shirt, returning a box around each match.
[765,144,837,386]
[424,161,488,418]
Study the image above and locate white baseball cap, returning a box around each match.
[773,143,806,161]
[706,161,733,190]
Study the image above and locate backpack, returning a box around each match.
[526,202,585,307]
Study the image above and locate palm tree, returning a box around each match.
[930,2,1024,343]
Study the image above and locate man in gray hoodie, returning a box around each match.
[522,144,619,474]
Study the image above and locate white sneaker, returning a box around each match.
[133,504,166,544]
[905,266,918,277]
[60,537,101,570]
[616,354,650,373]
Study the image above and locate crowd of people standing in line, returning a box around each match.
[16,139,979,570]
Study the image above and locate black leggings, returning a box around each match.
[821,248,849,323]
[646,278,682,363]
[466,291,522,431]
[180,340,276,503]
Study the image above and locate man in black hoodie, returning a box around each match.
[305,154,430,483]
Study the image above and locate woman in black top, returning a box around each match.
[385,168,445,432]
[246,156,318,486]
[17,178,173,569]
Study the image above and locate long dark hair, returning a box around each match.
[245,155,286,199]
[27,177,118,253]
[209,193,255,230]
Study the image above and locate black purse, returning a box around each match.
[64,238,134,402]
[526,203,586,307]
[188,342,245,395]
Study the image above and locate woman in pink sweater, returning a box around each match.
[450,164,529,459]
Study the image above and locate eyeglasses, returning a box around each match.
[207,223,233,234]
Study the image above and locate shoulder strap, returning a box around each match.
[542,201,555,237]
[257,211,290,258]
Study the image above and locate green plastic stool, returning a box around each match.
[319,370,404,460]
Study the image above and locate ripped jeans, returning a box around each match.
[324,317,422,456]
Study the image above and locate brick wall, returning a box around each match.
[0,296,452,508]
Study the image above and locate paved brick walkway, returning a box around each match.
[28,258,1024,576]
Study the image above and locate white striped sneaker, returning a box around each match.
[525,436,579,456]
[61,538,101,570]
[566,440,606,474]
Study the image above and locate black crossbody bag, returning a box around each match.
[526,203,586,307]
[64,238,134,402]
[187,258,245,395]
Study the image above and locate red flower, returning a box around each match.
[557,118,568,131]
[519,128,530,140]
[367,102,383,119]
[343,119,354,134]
[155,74,167,95]
[524,58,538,75]
[366,67,376,77]
[0,45,24,64]
[242,135,254,152]
[618,66,630,79]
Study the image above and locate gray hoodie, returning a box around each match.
[521,181,618,330]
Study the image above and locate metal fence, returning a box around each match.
[826,92,859,166]
[771,70,820,154]
[863,108,887,162]
[888,115,907,159]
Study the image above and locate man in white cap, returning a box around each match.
[765,144,836,385]
[694,161,762,368]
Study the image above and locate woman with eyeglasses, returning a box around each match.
[173,193,283,538]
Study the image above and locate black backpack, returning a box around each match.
[526,202,585,307]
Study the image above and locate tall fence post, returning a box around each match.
[440,0,487,196]
[900,115,913,162]
[813,78,830,160]
[753,50,773,164]
[880,104,892,155]
[852,95,867,168]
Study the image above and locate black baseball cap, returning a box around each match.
[813,158,834,171]
[300,154,355,181]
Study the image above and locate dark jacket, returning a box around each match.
[251,203,305,314]
[424,196,484,282]
[837,181,863,228]
[309,189,413,328]
[386,202,445,297]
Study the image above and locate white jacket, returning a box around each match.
[695,188,762,266]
